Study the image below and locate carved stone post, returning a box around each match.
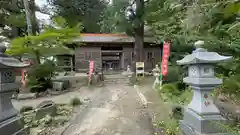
[152,64,160,89]
[0,46,29,135]
[177,41,233,135]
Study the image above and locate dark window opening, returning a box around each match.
[147,52,153,60]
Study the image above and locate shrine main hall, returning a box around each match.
[59,34,163,72]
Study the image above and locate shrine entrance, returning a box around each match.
[101,46,123,73]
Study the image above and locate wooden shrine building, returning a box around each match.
[61,34,163,72]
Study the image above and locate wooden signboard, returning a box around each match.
[136,62,144,78]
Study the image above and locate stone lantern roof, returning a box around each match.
[0,46,29,68]
[177,41,232,65]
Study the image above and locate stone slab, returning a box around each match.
[17,93,36,100]
[52,81,64,91]
[35,100,57,120]
[180,120,229,135]
[0,115,28,135]
[182,108,233,134]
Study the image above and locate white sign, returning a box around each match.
[136,62,144,78]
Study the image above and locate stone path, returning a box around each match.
[12,76,169,135]
[62,83,168,135]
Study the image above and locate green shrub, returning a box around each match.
[222,75,240,96]
[170,105,183,120]
[178,89,193,105]
[70,97,82,106]
[156,119,182,135]
[28,60,58,93]
[161,83,181,96]
[20,106,34,113]
[160,83,193,105]
[164,66,184,83]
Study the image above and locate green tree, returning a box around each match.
[0,0,45,38]
[47,0,107,33]
[7,17,81,64]
[146,0,240,99]
[7,17,81,93]
[100,0,147,70]
[0,0,26,37]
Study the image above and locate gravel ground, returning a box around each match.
[62,83,167,135]
[13,76,168,135]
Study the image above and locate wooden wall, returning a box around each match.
[122,47,133,70]
[75,47,101,72]
[143,47,161,71]
[74,43,162,72]
[122,46,161,71]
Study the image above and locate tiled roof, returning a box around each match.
[73,33,156,43]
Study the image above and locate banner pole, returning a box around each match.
[159,39,164,90]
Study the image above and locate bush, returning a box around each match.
[20,106,34,113]
[161,83,180,95]
[178,89,193,105]
[221,75,240,97]
[160,83,193,105]
[70,97,82,106]
[27,60,58,93]
[156,119,182,135]
[164,66,185,83]
[170,105,183,120]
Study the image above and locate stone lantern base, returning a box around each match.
[180,108,233,135]
[0,115,28,135]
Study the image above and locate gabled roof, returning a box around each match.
[73,33,157,43]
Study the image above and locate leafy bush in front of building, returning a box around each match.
[27,60,58,93]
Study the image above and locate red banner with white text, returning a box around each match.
[89,61,94,81]
[161,41,170,76]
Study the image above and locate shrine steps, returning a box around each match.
[103,74,130,85]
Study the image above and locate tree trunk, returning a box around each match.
[23,0,33,35]
[30,0,40,35]
[24,0,41,64]
[133,0,144,72]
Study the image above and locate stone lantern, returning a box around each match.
[177,41,232,135]
[0,45,29,135]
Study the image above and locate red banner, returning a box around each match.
[89,61,94,81]
[161,41,170,76]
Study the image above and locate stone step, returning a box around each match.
[105,76,129,79]
[105,79,129,81]
[105,78,129,80]
[103,74,130,84]
[104,79,129,82]
[104,78,130,84]
[104,81,130,85]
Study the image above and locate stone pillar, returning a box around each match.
[152,64,160,89]
[0,45,29,135]
[177,41,233,135]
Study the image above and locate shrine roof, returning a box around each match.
[73,33,157,43]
